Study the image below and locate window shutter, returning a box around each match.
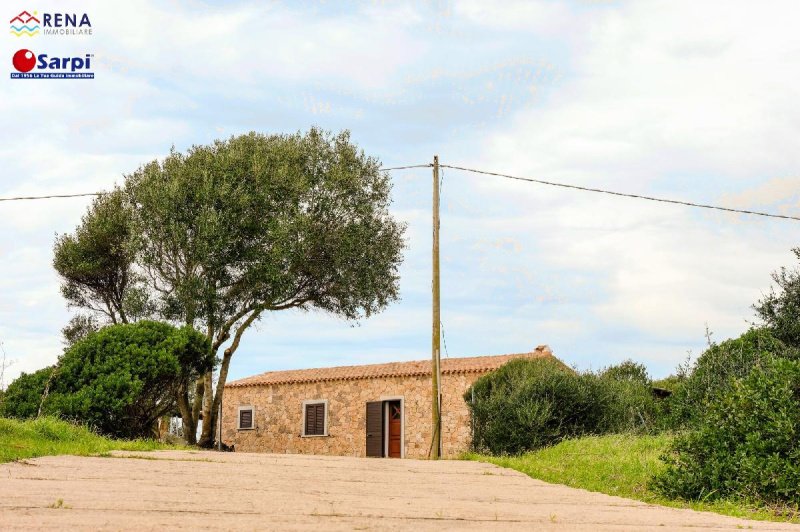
[315,404,325,435]
[305,404,314,435]
[239,408,253,429]
[305,403,326,436]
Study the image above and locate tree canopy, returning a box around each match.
[54,128,406,445]
[755,247,800,349]
[53,189,146,326]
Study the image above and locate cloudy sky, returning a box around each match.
[2,0,800,386]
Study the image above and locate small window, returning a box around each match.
[238,406,254,430]
[303,400,327,436]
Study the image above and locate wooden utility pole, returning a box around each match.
[431,155,442,459]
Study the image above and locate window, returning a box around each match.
[302,400,327,436]
[238,406,254,430]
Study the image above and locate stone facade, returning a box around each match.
[222,348,555,458]
[221,371,486,458]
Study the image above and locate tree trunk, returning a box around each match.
[176,383,197,445]
[198,371,215,447]
[198,309,263,448]
[189,376,205,444]
[198,350,234,448]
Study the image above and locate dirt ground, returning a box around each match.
[0,451,797,531]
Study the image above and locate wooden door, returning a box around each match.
[365,401,384,457]
[387,400,402,458]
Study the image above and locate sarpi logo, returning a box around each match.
[10,10,40,37]
[11,49,94,79]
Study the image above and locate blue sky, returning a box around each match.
[3,0,800,386]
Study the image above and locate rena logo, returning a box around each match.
[43,13,91,28]
[10,48,94,79]
[9,9,92,36]
[9,10,40,37]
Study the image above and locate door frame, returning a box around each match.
[380,395,404,458]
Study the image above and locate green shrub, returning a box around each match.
[600,359,650,384]
[0,366,55,419]
[668,328,798,427]
[654,356,800,505]
[466,358,658,454]
[43,321,212,439]
[652,375,684,392]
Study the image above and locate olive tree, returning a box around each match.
[57,128,405,446]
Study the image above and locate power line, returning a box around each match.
[1,161,798,222]
[439,164,800,222]
[0,192,103,202]
[0,164,431,203]
[379,163,432,171]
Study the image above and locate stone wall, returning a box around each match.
[221,371,486,458]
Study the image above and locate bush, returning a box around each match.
[43,321,212,439]
[652,375,683,392]
[0,366,55,419]
[466,358,658,454]
[668,328,798,427]
[654,356,800,505]
[600,359,650,384]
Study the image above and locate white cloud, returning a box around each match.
[3,0,800,385]
[448,0,800,373]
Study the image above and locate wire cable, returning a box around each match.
[439,164,800,222]
[0,165,430,203]
[379,163,432,171]
[1,161,797,223]
[0,192,103,202]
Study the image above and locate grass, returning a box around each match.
[0,416,181,463]
[464,433,800,524]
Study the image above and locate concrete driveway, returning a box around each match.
[1,450,797,531]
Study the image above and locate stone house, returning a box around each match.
[221,345,555,458]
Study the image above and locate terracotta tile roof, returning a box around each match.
[226,345,555,387]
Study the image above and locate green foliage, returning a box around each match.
[126,128,405,327]
[600,359,650,384]
[53,189,151,329]
[667,328,798,427]
[0,366,54,419]
[44,321,212,439]
[652,375,683,392]
[655,357,800,505]
[466,358,658,454]
[0,416,178,463]
[755,247,800,349]
[60,314,100,347]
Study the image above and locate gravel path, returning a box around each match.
[1,451,797,531]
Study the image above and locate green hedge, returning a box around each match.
[0,366,54,419]
[43,321,212,439]
[466,358,658,454]
[654,356,800,505]
[667,328,799,428]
